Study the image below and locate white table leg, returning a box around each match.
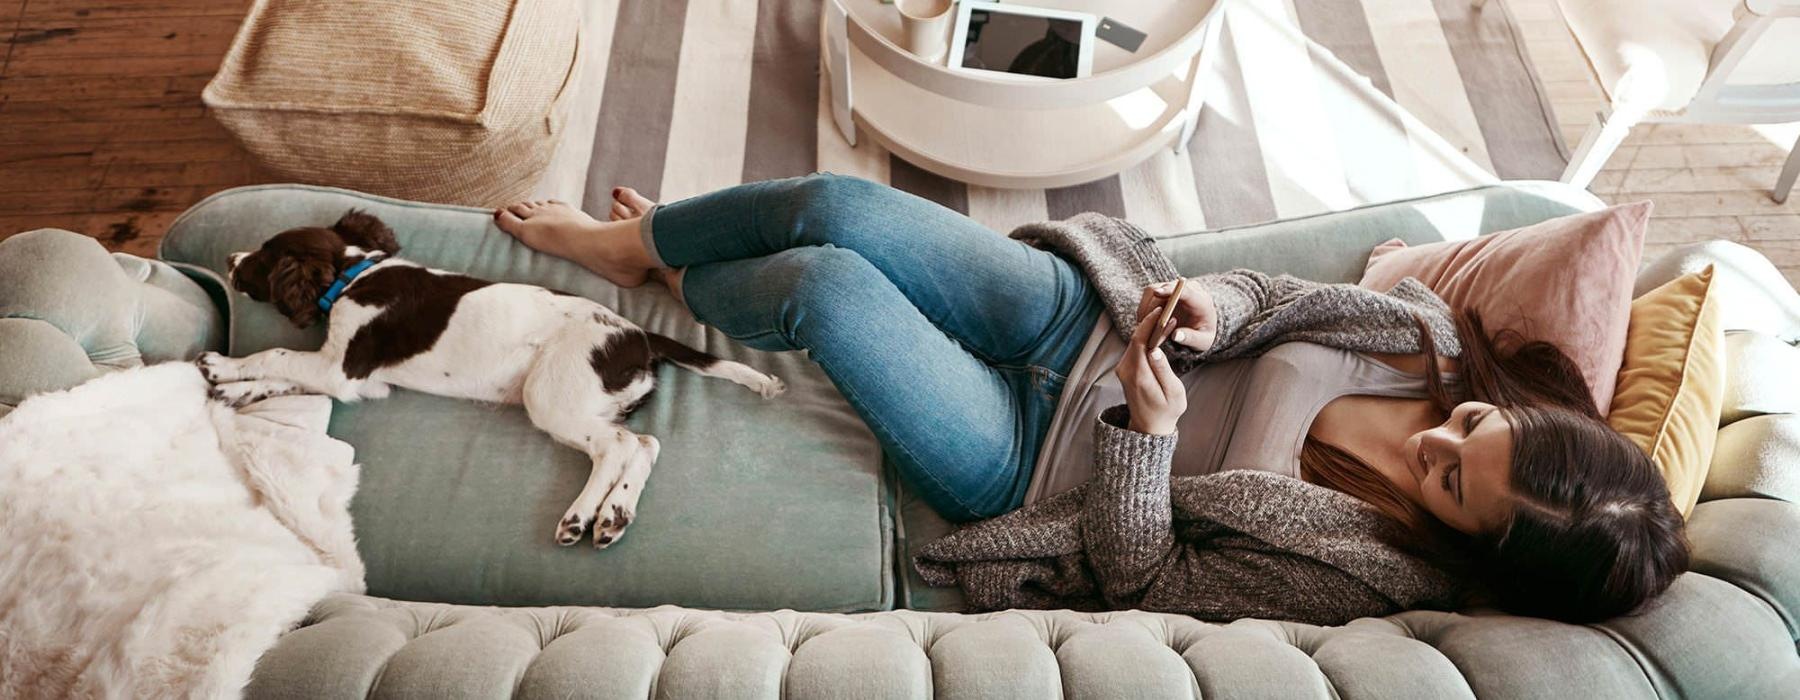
[825,0,856,146]
[1173,11,1224,155]
[1776,132,1799,204]
[1561,109,1633,190]
[1175,113,1198,155]
[1174,58,1204,154]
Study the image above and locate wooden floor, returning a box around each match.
[0,0,270,258]
[1,0,1795,286]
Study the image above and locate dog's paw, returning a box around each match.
[194,351,236,384]
[755,375,786,399]
[593,503,634,549]
[636,434,661,461]
[207,380,300,408]
[554,511,592,546]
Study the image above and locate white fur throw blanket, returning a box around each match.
[0,363,364,698]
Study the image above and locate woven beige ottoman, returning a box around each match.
[203,0,581,207]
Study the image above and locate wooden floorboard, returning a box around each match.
[0,0,1794,290]
[2,0,30,75]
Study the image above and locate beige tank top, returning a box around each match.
[1026,321,1457,504]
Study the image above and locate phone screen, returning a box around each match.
[959,9,1083,79]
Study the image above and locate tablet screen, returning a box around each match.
[959,8,1083,79]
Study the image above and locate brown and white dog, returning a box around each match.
[196,210,785,549]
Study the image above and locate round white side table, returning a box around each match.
[822,0,1222,189]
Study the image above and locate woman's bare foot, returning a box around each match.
[608,187,655,222]
[493,199,650,287]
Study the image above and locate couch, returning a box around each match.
[3,181,1798,697]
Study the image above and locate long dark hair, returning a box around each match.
[1300,310,1689,623]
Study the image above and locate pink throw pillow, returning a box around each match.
[1358,202,1651,415]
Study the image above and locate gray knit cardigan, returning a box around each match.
[914,214,1466,625]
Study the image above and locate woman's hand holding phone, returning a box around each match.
[1134,279,1217,353]
[1116,301,1187,436]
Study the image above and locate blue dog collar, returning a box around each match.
[317,257,381,313]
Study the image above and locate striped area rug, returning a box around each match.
[551,0,1567,236]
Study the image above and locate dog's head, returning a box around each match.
[227,209,400,328]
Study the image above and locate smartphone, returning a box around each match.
[1151,278,1185,349]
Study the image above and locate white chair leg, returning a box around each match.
[1775,133,1800,205]
[1561,110,1633,190]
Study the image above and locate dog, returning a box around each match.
[196,209,785,549]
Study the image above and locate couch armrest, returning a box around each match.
[1639,241,1800,646]
[0,229,224,413]
[1636,240,1800,342]
[1686,497,1800,639]
[1706,415,1800,503]
[1637,241,1800,509]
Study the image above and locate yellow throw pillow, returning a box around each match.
[1607,267,1725,516]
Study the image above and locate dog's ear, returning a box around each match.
[331,209,400,256]
[269,255,335,329]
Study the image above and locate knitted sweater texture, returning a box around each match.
[914,214,1465,624]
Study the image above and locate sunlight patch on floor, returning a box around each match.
[1105,88,1170,131]
[1750,122,1800,151]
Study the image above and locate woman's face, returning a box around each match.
[1404,401,1515,535]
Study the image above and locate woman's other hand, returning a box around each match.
[1117,309,1187,435]
[1134,279,1218,353]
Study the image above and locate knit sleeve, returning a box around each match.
[1157,271,1461,375]
[1006,214,1459,374]
[1081,405,1179,605]
[1147,542,1402,625]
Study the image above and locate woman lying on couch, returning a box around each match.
[493,173,1687,626]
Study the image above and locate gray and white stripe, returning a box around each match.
[550,0,1566,236]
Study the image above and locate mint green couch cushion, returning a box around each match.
[160,185,892,612]
[0,229,223,416]
[897,181,1610,611]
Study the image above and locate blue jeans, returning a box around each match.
[642,174,1103,521]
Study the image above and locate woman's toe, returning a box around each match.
[494,209,525,234]
[507,202,534,218]
[616,187,654,214]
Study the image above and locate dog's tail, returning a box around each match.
[645,332,785,398]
